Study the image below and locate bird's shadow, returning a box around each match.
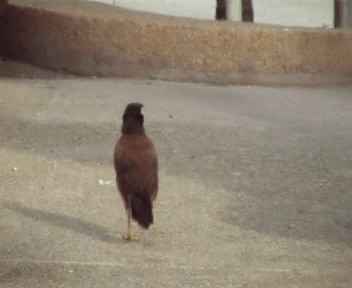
[5,202,121,244]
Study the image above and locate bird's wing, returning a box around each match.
[115,136,158,198]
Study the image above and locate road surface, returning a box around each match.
[0,63,351,287]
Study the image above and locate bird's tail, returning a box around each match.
[131,193,153,229]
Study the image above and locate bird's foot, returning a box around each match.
[123,234,139,242]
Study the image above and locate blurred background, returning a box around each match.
[92,0,338,28]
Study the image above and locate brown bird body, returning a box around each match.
[114,103,158,240]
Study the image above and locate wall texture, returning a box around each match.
[2,1,352,85]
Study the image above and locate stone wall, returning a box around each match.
[2,1,352,85]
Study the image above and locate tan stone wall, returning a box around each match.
[3,2,352,85]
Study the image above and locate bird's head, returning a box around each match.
[122,102,145,135]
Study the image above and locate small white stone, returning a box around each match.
[231,171,241,177]
[98,179,114,186]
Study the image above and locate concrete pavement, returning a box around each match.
[1,76,351,287]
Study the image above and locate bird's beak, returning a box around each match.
[141,106,144,116]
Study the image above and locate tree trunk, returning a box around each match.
[0,0,7,58]
[335,0,342,27]
[0,0,7,16]
[242,0,254,22]
[216,0,227,20]
[335,0,352,27]
[347,0,352,27]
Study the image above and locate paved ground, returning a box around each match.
[0,64,351,287]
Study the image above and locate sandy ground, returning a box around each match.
[0,61,351,287]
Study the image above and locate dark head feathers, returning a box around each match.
[122,103,145,135]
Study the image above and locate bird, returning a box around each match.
[114,103,158,241]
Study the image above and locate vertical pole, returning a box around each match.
[242,0,254,22]
[345,0,352,27]
[216,0,227,20]
[335,0,352,27]
[0,0,7,57]
[0,0,7,16]
[335,0,342,27]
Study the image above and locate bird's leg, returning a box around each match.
[125,206,132,241]
[144,228,150,244]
